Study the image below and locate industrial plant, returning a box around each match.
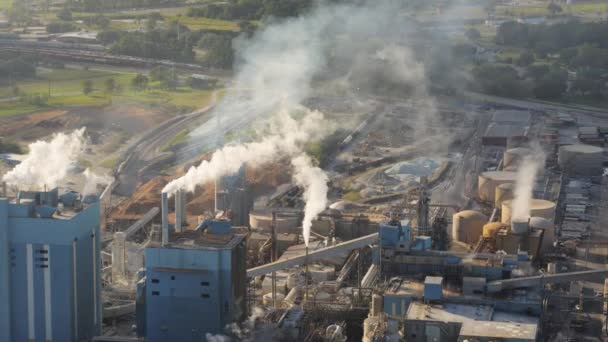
[1,1,608,342]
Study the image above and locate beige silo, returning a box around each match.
[503,147,532,170]
[494,182,515,209]
[452,210,488,245]
[478,171,517,203]
[558,144,604,176]
[501,199,556,224]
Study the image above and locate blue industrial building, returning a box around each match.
[141,218,247,341]
[0,188,102,342]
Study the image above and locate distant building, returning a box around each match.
[140,219,247,341]
[0,188,102,341]
[56,31,99,44]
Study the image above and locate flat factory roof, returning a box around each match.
[484,123,528,138]
[459,320,538,340]
[406,302,493,322]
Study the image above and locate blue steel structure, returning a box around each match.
[0,189,102,342]
[142,219,247,341]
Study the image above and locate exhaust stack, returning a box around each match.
[161,192,169,245]
[175,190,186,233]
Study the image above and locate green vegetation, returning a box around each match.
[161,128,190,151]
[343,191,361,202]
[186,0,312,21]
[167,16,238,31]
[0,0,13,10]
[0,66,220,117]
[0,138,22,154]
[100,157,119,169]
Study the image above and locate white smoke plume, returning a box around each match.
[291,154,328,246]
[512,148,545,222]
[82,168,114,196]
[163,108,329,195]
[3,128,87,190]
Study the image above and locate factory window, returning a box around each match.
[151,278,160,284]
[171,275,175,280]
[201,294,210,299]
[38,249,48,254]
[38,257,48,262]
[201,281,210,286]
[38,265,48,269]
[152,291,160,296]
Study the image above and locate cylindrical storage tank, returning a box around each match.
[262,292,285,306]
[478,171,517,203]
[501,199,556,224]
[558,144,604,176]
[482,222,505,239]
[452,210,488,244]
[511,219,529,235]
[503,147,532,170]
[494,182,515,209]
[529,216,554,252]
[249,210,299,232]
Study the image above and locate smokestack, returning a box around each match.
[1,182,5,198]
[175,190,186,232]
[161,192,169,246]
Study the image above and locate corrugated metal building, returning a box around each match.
[142,220,247,341]
[0,189,102,342]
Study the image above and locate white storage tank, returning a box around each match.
[478,171,517,203]
[529,216,555,252]
[452,210,488,245]
[503,147,532,170]
[494,182,515,209]
[558,144,604,176]
[262,292,285,306]
[501,199,556,224]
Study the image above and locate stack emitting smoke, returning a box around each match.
[510,148,545,234]
[2,127,113,195]
[162,109,330,246]
[163,1,445,246]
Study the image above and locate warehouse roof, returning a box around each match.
[459,320,538,340]
[484,123,528,138]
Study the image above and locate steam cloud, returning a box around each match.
[512,148,545,222]
[170,1,451,245]
[291,154,329,246]
[82,168,114,195]
[3,128,87,190]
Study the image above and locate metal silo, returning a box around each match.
[452,210,488,245]
[558,144,604,176]
[478,171,517,203]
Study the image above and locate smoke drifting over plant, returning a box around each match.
[169,1,451,244]
[2,128,87,190]
[512,148,545,222]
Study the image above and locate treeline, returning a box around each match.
[109,22,195,62]
[67,0,185,12]
[0,58,36,81]
[100,22,237,68]
[496,20,608,57]
[186,0,313,20]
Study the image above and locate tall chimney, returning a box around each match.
[175,190,183,233]
[161,192,169,246]
[1,182,5,198]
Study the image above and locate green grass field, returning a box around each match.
[167,16,238,31]
[0,0,12,10]
[0,67,219,117]
[496,1,607,18]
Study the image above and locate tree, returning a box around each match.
[547,2,563,16]
[517,50,535,67]
[57,7,73,21]
[83,80,93,95]
[131,74,149,91]
[465,28,481,41]
[104,78,116,95]
[7,2,31,25]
